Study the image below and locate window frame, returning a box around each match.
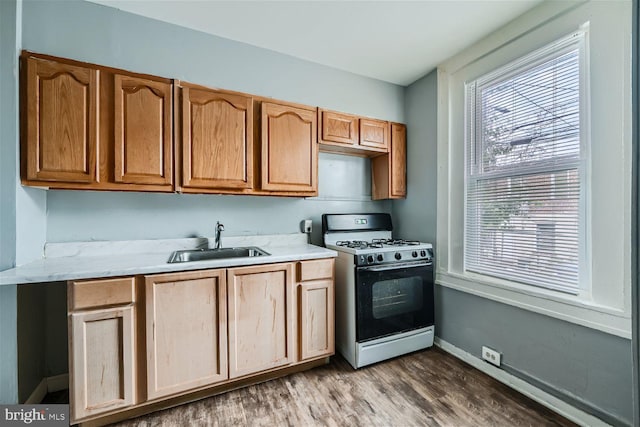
[463,30,588,295]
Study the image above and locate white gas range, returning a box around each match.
[322,213,435,369]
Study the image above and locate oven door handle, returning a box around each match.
[358,261,432,272]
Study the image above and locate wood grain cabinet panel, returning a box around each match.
[390,123,407,197]
[360,118,389,151]
[114,75,172,186]
[298,258,334,282]
[227,263,295,378]
[69,277,135,311]
[372,122,406,200]
[298,280,335,361]
[69,306,135,421]
[181,86,253,189]
[145,269,228,400]
[261,102,317,194]
[319,109,358,146]
[24,56,98,183]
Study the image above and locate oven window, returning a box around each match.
[356,263,434,342]
[372,277,423,319]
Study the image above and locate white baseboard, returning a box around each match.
[434,338,610,427]
[24,373,69,404]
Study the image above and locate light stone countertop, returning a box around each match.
[0,234,337,286]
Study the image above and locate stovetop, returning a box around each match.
[322,213,433,266]
[326,238,433,266]
[335,238,423,250]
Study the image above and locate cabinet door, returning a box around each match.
[261,102,317,193]
[372,122,406,200]
[145,269,228,399]
[25,57,98,183]
[360,118,389,151]
[70,306,134,421]
[227,263,295,378]
[182,87,253,189]
[298,280,335,361]
[114,75,172,186]
[320,109,358,146]
[390,123,407,197]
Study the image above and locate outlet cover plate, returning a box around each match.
[482,346,502,367]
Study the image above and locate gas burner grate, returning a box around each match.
[334,239,424,249]
[336,240,371,249]
[371,238,422,247]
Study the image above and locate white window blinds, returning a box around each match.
[465,31,586,294]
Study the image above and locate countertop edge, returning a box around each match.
[0,246,337,286]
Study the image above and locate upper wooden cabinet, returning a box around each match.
[319,110,359,147]
[390,123,407,197]
[179,85,253,191]
[360,118,389,151]
[261,102,318,194]
[24,56,98,183]
[372,122,407,200]
[114,75,172,186]
[21,52,405,199]
[318,109,389,156]
[21,52,173,192]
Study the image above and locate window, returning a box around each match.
[437,2,631,337]
[465,31,586,294]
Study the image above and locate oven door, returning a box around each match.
[355,260,434,342]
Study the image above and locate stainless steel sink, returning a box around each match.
[168,247,270,263]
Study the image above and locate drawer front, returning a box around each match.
[70,277,135,311]
[298,258,334,282]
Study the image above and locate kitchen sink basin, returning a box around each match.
[167,247,270,263]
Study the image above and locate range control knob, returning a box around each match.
[412,251,418,258]
[377,254,384,262]
[395,252,402,260]
[367,255,374,263]
[420,250,427,257]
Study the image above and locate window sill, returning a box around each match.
[436,270,631,339]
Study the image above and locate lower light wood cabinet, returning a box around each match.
[299,280,335,360]
[297,258,335,361]
[144,269,228,399]
[68,277,136,422]
[69,306,135,420]
[67,258,334,424]
[227,263,295,378]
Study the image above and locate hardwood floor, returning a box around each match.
[113,348,576,427]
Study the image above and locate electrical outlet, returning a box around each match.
[482,346,501,367]
[303,219,312,233]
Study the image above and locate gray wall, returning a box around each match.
[20,0,403,247]
[392,70,437,243]
[436,287,633,426]
[0,0,19,404]
[395,64,633,426]
[45,153,388,246]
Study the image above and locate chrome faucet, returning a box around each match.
[214,221,224,249]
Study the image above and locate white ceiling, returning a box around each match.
[86,0,543,86]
